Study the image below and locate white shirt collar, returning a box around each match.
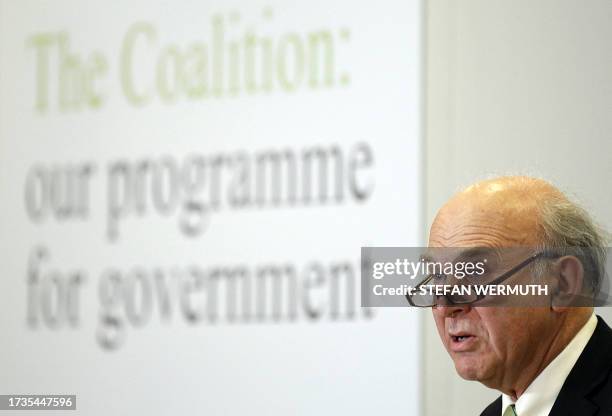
[501,313,597,416]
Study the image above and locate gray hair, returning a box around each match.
[535,195,609,297]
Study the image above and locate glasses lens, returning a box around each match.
[407,289,434,307]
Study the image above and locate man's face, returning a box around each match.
[429,188,554,388]
[432,303,551,386]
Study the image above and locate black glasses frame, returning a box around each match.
[406,250,559,307]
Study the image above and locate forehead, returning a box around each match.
[428,193,541,248]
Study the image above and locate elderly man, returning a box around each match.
[427,176,612,416]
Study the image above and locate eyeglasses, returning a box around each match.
[406,251,558,307]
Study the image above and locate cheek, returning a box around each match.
[475,334,499,360]
[488,323,531,363]
[481,312,526,358]
[473,318,515,370]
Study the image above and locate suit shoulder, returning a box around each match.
[479,396,501,416]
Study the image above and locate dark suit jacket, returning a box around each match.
[480,315,612,416]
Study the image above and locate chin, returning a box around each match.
[453,357,485,381]
[456,367,480,381]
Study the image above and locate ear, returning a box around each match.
[551,256,585,311]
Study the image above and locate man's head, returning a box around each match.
[429,176,606,397]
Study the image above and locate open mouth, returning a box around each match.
[451,335,474,342]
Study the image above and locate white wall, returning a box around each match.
[424,0,612,414]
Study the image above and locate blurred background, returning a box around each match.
[0,0,610,415]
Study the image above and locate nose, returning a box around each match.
[434,296,471,317]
